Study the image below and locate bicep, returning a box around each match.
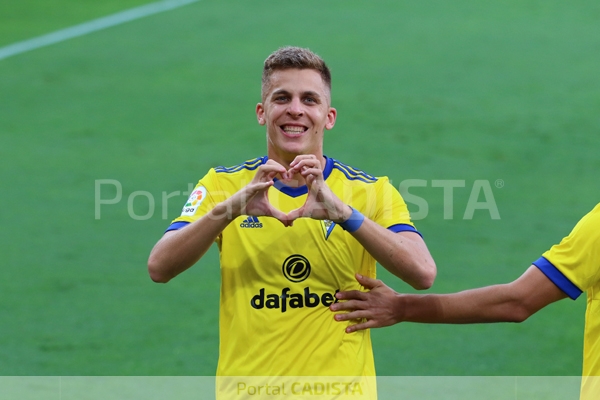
[511,265,569,315]
[396,230,429,250]
[395,231,436,267]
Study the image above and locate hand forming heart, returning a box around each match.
[225,155,351,227]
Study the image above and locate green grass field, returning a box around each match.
[1,0,599,384]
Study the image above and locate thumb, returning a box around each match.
[248,180,273,193]
[355,273,380,290]
[286,206,304,222]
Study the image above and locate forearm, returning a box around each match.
[147,202,232,282]
[351,218,436,289]
[400,284,531,324]
[333,266,567,333]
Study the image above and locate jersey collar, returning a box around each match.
[270,155,334,198]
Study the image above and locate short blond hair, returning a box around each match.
[261,46,331,100]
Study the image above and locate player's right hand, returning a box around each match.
[225,160,292,226]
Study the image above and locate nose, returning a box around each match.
[287,97,304,117]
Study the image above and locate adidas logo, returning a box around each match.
[240,216,263,228]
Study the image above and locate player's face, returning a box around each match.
[256,68,337,164]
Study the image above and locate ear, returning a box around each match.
[256,103,266,125]
[325,107,337,130]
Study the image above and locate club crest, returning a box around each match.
[321,219,335,240]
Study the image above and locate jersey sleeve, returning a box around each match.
[166,169,228,232]
[533,203,600,299]
[372,177,421,236]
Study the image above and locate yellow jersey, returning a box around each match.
[168,156,418,384]
[532,203,600,398]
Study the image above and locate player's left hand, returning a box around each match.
[285,155,351,224]
[330,274,403,333]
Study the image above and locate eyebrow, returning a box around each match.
[271,89,290,97]
[271,89,322,99]
[302,90,321,99]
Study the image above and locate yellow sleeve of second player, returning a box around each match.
[542,203,600,292]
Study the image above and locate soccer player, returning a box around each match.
[331,202,600,399]
[147,47,436,398]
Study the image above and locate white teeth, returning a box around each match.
[282,126,305,134]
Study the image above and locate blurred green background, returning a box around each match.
[1,0,598,379]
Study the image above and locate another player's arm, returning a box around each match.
[332,266,567,333]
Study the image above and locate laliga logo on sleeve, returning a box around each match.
[181,186,207,216]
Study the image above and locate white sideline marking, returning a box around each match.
[0,0,199,61]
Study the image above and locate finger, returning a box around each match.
[331,311,375,332]
[250,180,273,189]
[290,154,317,168]
[261,162,286,173]
[255,168,285,185]
[265,159,286,169]
[289,159,321,173]
[288,161,320,177]
[260,168,286,181]
[285,206,304,222]
[257,163,286,180]
[333,308,370,321]
[246,180,273,195]
[281,217,294,227]
[276,214,293,228]
[267,204,289,223]
[302,172,323,190]
[345,321,373,334]
[333,311,366,322]
[355,274,382,290]
[270,210,294,227]
[333,290,367,303]
[298,167,322,179]
[265,169,280,181]
[281,170,293,180]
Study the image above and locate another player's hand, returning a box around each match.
[330,274,403,333]
[285,155,350,223]
[225,159,291,226]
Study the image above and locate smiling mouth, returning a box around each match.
[281,125,308,136]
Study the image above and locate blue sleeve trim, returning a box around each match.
[388,223,423,238]
[532,256,583,300]
[165,221,190,233]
